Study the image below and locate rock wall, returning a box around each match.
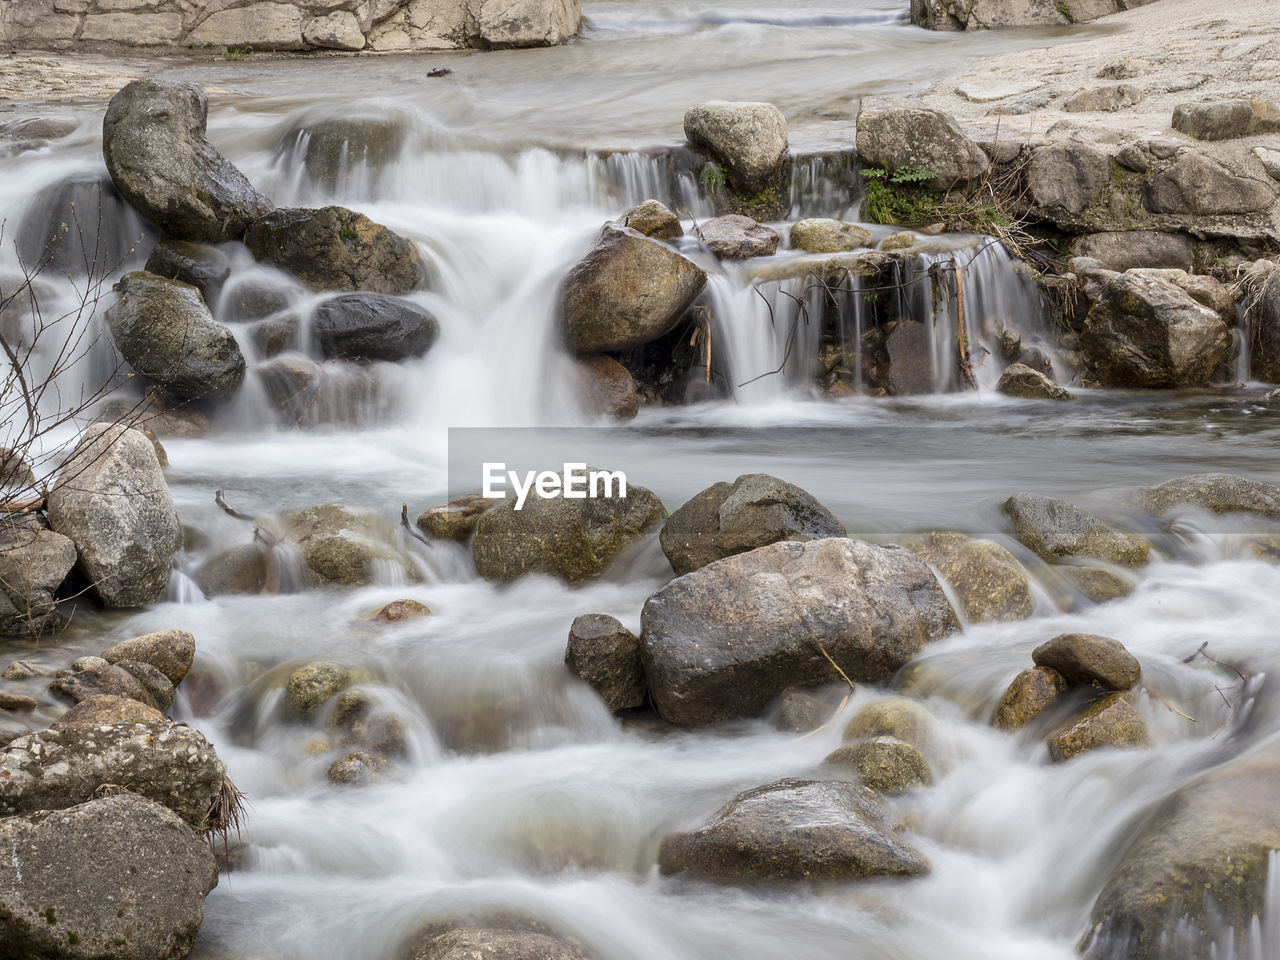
[911,0,1160,31]
[0,0,579,52]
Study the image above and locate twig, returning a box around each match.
[400,502,433,547]
[214,489,280,548]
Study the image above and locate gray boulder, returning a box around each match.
[659,473,845,576]
[1145,153,1275,215]
[683,101,789,194]
[47,424,182,608]
[640,538,957,725]
[560,224,707,354]
[1032,632,1141,690]
[0,794,218,960]
[0,522,76,636]
[243,205,429,294]
[1171,100,1280,142]
[575,355,640,420]
[1026,141,1110,216]
[1069,232,1195,272]
[855,102,989,191]
[1139,473,1280,519]
[996,362,1074,400]
[1003,493,1150,567]
[102,79,272,243]
[564,613,646,712]
[312,292,440,362]
[143,239,231,301]
[106,271,246,403]
[695,215,779,259]
[658,778,929,881]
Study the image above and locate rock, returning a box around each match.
[1026,141,1110,216]
[878,231,918,252]
[257,355,322,415]
[775,687,835,733]
[1083,752,1280,959]
[564,613,646,712]
[1063,85,1142,113]
[1171,100,1280,141]
[1127,269,1237,326]
[2,660,42,680]
[311,293,439,362]
[1032,633,1141,690]
[70,657,110,673]
[112,658,176,711]
[471,471,666,584]
[194,544,269,596]
[49,663,154,707]
[144,239,231,301]
[1256,147,1280,181]
[559,224,707,354]
[658,778,928,881]
[0,692,37,711]
[328,750,386,785]
[1003,493,1149,568]
[615,199,682,240]
[47,423,182,608]
[575,355,639,420]
[0,715,225,829]
[640,538,957,725]
[1139,473,1280,519]
[1080,272,1231,387]
[825,736,931,793]
[991,666,1067,731]
[1071,230,1190,272]
[0,794,217,960]
[410,927,589,960]
[900,531,1033,623]
[911,0,1154,29]
[0,523,76,636]
[1064,567,1137,605]
[248,312,301,357]
[1145,153,1275,215]
[372,599,432,624]
[683,101,789,194]
[15,175,139,277]
[188,2,305,48]
[789,218,872,253]
[228,281,293,322]
[996,362,1074,400]
[884,319,933,394]
[303,11,366,50]
[53,694,163,728]
[1046,692,1150,762]
[106,271,246,403]
[417,494,494,541]
[659,473,845,576]
[471,0,581,48]
[102,79,273,243]
[278,503,413,586]
[695,215,779,259]
[842,699,931,747]
[285,661,352,716]
[0,115,78,143]
[855,102,989,190]
[243,206,429,295]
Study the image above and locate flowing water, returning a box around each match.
[3,1,1280,958]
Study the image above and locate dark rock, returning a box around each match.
[901,531,1033,623]
[0,692,37,711]
[257,355,322,415]
[194,544,269,596]
[683,101,789,194]
[1003,493,1150,566]
[1032,633,1141,690]
[144,239,231,301]
[855,102,989,190]
[0,523,76,636]
[775,687,835,733]
[248,312,302,357]
[1139,473,1280,519]
[1171,99,1280,141]
[312,292,439,362]
[293,114,407,190]
[695,215,780,259]
[1046,692,1150,761]
[575,354,640,420]
[884,320,933,395]
[564,613,646,712]
[417,493,495,541]
[227,280,294,321]
[991,666,1067,730]
[16,175,141,276]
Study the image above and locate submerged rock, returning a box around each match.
[285,661,353,717]
[311,292,439,362]
[992,666,1067,731]
[658,778,929,881]
[659,473,845,576]
[292,114,407,189]
[1139,473,1280,519]
[102,79,272,243]
[275,503,416,586]
[409,927,590,960]
[1003,493,1149,567]
[842,699,932,748]
[695,214,779,260]
[0,523,76,636]
[327,750,386,786]
[144,239,231,301]
[1032,633,1141,691]
[683,101,789,195]
[825,736,931,793]
[855,101,989,190]
[564,613,647,712]
[901,531,1033,623]
[1046,692,1150,762]
[641,538,957,725]
[195,543,269,596]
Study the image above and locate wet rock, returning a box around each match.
[327,750,386,785]
[825,736,931,793]
[0,523,76,636]
[285,661,352,716]
[49,663,154,707]
[1003,493,1149,567]
[855,102,988,190]
[244,205,429,295]
[1171,99,1280,141]
[614,199,682,240]
[472,471,666,584]
[1032,633,1141,690]
[101,630,195,687]
[112,658,175,711]
[0,115,78,143]
[878,231,917,252]
[248,312,301,358]
[1063,567,1137,605]
[1140,473,1280,520]
[790,218,872,253]
[576,354,640,420]
[641,538,957,725]
[0,692,37,711]
[228,281,293,322]
[144,238,231,301]
[683,101,789,194]
[1083,752,1280,959]
[410,927,590,960]
[0,714,225,828]
[658,778,929,881]
[373,598,432,624]
[47,423,182,607]
[294,115,406,188]
[842,698,932,747]
[1026,141,1110,216]
[560,224,707,354]
[102,79,273,243]
[277,503,414,586]
[2,660,42,681]
[311,292,439,362]
[1068,231,1196,272]
[417,493,495,541]
[900,531,1033,623]
[1046,692,1150,762]
[996,362,1074,400]
[564,613,646,712]
[54,694,163,728]
[659,473,845,576]
[70,656,110,673]
[106,271,246,404]
[991,666,1067,731]
[1064,84,1143,113]
[1128,269,1237,326]
[884,319,933,395]
[775,687,836,733]
[695,215,779,259]
[1145,153,1275,215]
[15,175,140,276]
[257,355,322,415]
[195,544,269,596]
[0,794,218,960]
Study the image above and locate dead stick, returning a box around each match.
[214,489,279,548]
[401,503,433,547]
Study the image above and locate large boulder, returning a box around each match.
[683,101,789,195]
[101,79,272,243]
[790,218,872,253]
[106,271,246,403]
[1171,100,1280,142]
[559,224,707,354]
[996,363,1074,400]
[564,613,647,712]
[1082,751,1280,959]
[1080,272,1231,387]
[0,713,225,829]
[659,473,846,576]
[901,531,1033,623]
[311,293,439,362]
[1139,473,1280,519]
[1145,153,1275,216]
[658,778,929,881]
[0,794,218,960]
[288,114,408,190]
[1069,232,1195,273]
[0,522,76,636]
[1026,141,1110,217]
[614,199,682,240]
[47,424,182,608]
[855,102,989,191]
[472,472,666,584]
[911,0,1157,30]
[640,538,958,725]
[243,206,429,294]
[1003,494,1149,567]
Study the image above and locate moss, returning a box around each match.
[44,907,56,925]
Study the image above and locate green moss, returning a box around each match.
[1055,0,1074,20]
[44,907,56,925]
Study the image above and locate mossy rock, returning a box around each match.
[842,698,932,748]
[1046,692,1150,762]
[825,735,932,793]
[991,666,1067,731]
